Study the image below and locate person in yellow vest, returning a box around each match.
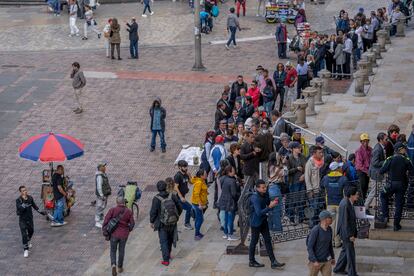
[191,169,209,240]
[292,128,309,158]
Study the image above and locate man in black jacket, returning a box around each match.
[230,75,248,108]
[126,17,138,59]
[240,131,261,189]
[16,185,46,258]
[333,186,359,276]
[379,142,414,231]
[150,181,183,266]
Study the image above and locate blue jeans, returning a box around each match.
[53,0,61,14]
[220,210,235,235]
[264,101,274,117]
[268,183,283,232]
[130,39,138,58]
[150,130,166,150]
[181,200,192,225]
[286,182,306,223]
[308,196,323,228]
[143,3,152,14]
[192,204,204,236]
[277,42,287,58]
[53,197,65,223]
[226,26,237,47]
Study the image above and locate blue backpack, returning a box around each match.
[212,5,219,17]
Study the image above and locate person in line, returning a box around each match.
[342,153,358,182]
[226,143,243,180]
[407,124,414,165]
[306,210,335,276]
[110,18,122,60]
[82,5,102,40]
[200,130,216,176]
[333,36,345,80]
[270,110,287,151]
[126,17,139,59]
[95,163,111,228]
[218,165,240,241]
[230,75,248,108]
[225,7,241,50]
[208,135,228,176]
[174,160,194,230]
[150,180,182,266]
[236,0,246,17]
[103,19,113,58]
[355,133,372,200]
[249,180,285,269]
[296,57,309,99]
[149,97,167,152]
[379,142,414,231]
[70,62,86,114]
[240,130,261,188]
[273,63,287,112]
[367,128,387,213]
[191,169,209,240]
[16,186,46,258]
[51,165,67,227]
[320,161,350,248]
[103,196,134,276]
[68,0,80,37]
[333,186,359,276]
[142,0,154,17]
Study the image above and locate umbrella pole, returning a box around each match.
[49,162,54,184]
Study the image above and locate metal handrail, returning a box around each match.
[320,132,348,158]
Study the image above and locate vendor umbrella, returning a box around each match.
[19,132,84,162]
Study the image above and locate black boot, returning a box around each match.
[249,260,265,267]
[271,260,285,269]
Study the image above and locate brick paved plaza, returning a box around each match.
[3,0,413,275]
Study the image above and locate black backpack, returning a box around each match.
[156,194,179,226]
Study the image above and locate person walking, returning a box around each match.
[379,142,414,231]
[68,0,80,37]
[103,196,135,276]
[150,180,183,266]
[142,0,154,17]
[126,17,139,59]
[149,97,167,152]
[364,132,388,215]
[70,62,86,114]
[16,186,47,258]
[249,180,285,269]
[95,163,111,228]
[174,160,194,230]
[103,19,113,58]
[275,20,288,59]
[333,186,359,276]
[51,165,67,227]
[355,133,372,200]
[82,5,102,40]
[225,7,241,50]
[307,210,336,276]
[218,165,240,241]
[110,18,122,60]
[191,169,209,240]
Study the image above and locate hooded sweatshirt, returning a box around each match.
[149,97,166,131]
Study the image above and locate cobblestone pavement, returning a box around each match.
[0,0,394,275]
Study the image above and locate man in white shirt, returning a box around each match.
[343,34,353,79]
[68,0,80,37]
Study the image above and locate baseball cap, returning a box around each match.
[360,133,370,141]
[394,142,407,152]
[294,128,302,134]
[315,136,325,144]
[97,162,107,170]
[289,141,301,149]
[256,65,264,71]
[319,210,332,220]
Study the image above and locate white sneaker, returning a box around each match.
[75,33,80,37]
[68,34,74,37]
[95,222,103,228]
[62,221,68,226]
[222,234,228,239]
[24,250,29,258]
[227,235,239,241]
[51,222,65,227]
[150,11,154,15]
[256,13,259,17]
[47,213,55,221]
[225,45,230,50]
[142,14,147,17]
[232,44,237,49]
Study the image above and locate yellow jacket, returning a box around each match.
[191,177,208,206]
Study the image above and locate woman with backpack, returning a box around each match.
[191,169,209,240]
[103,196,135,276]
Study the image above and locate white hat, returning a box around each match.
[329,162,343,171]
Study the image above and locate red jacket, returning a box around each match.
[247,87,260,108]
[355,145,372,174]
[285,68,297,87]
[103,204,135,239]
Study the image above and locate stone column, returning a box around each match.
[357,60,370,86]
[367,51,377,68]
[383,22,392,44]
[376,29,387,52]
[282,111,297,124]
[353,71,366,97]
[302,87,317,116]
[372,43,382,60]
[396,15,406,37]
[310,77,324,105]
[319,69,331,95]
[362,53,374,75]
[293,99,308,128]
